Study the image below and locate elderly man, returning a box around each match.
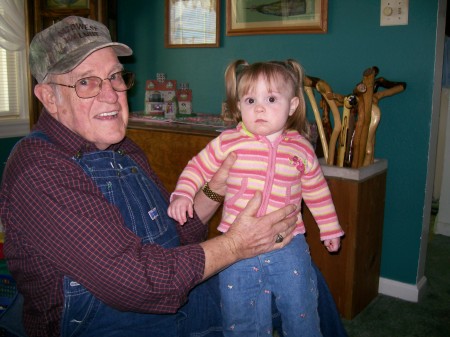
[0,16,346,337]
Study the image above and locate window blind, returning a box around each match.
[0,47,21,117]
[0,0,29,123]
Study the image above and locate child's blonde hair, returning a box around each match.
[224,59,309,138]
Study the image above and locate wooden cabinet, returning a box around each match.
[26,0,117,126]
[303,160,387,319]
[127,122,387,319]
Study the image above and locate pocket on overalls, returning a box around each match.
[60,276,100,337]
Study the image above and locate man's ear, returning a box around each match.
[34,84,58,114]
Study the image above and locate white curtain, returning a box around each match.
[0,0,26,51]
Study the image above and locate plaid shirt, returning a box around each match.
[0,110,207,337]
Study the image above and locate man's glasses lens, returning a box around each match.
[75,71,135,98]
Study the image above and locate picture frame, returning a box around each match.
[165,0,220,48]
[45,0,89,9]
[226,0,327,36]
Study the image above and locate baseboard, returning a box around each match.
[435,220,450,236]
[378,276,427,302]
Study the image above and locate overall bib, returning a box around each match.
[59,148,222,337]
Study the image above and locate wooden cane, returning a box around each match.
[320,97,333,143]
[326,92,345,106]
[304,76,329,162]
[337,95,356,167]
[363,104,381,166]
[373,82,407,103]
[374,77,407,92]
[358,67,378,167]
[316,80,342,166]
[362,82,407,166]
[344,100,358,167]
[350,83,367,168]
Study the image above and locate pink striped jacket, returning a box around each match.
[172,123,344,240]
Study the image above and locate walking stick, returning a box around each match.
[304,76,329,162]
[316,80,342,166]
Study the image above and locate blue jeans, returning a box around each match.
[220,235,322,337]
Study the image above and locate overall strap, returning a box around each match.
[27,130,50,142]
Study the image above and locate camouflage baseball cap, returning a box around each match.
[29,16,132,83]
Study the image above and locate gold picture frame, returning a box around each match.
[226,0,327,36]
[165,0,220,48]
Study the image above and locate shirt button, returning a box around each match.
[131,167,138,174]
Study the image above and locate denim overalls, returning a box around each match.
[20,131,222,337]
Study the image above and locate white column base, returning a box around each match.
[378,276,427,302]
[435,217,450,236]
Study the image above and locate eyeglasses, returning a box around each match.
[49,71,135,99]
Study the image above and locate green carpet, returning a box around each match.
[343,234,450,337]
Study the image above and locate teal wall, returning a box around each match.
[0,137,21,178]
[117,0,440,285]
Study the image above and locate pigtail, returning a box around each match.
[285,59,310,139]
[225,59,248,122]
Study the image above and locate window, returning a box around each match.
[0,0,30,138]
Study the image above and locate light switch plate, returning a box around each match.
[380,0,409,26]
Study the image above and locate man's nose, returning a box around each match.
[98,79,118,101]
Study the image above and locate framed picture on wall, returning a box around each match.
[226,0,327,36]
[46,0,89,9]
[165,0,220,48]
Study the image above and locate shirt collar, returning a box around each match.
[238,122,298,141]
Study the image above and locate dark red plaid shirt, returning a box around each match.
[0,110,207,337]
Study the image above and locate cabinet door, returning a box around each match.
[27,0,117,126]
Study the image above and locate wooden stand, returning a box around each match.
[127,121,387,319]
[303,159,387,319]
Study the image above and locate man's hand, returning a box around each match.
[200,191,298,280]
[223,191,298,260]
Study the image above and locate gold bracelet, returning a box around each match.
[202,182,225,203]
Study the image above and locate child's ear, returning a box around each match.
[289,97,300,115]
[34,84,58,115]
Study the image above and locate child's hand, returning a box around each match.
[324,237,341,253]
[168,196,194,225]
